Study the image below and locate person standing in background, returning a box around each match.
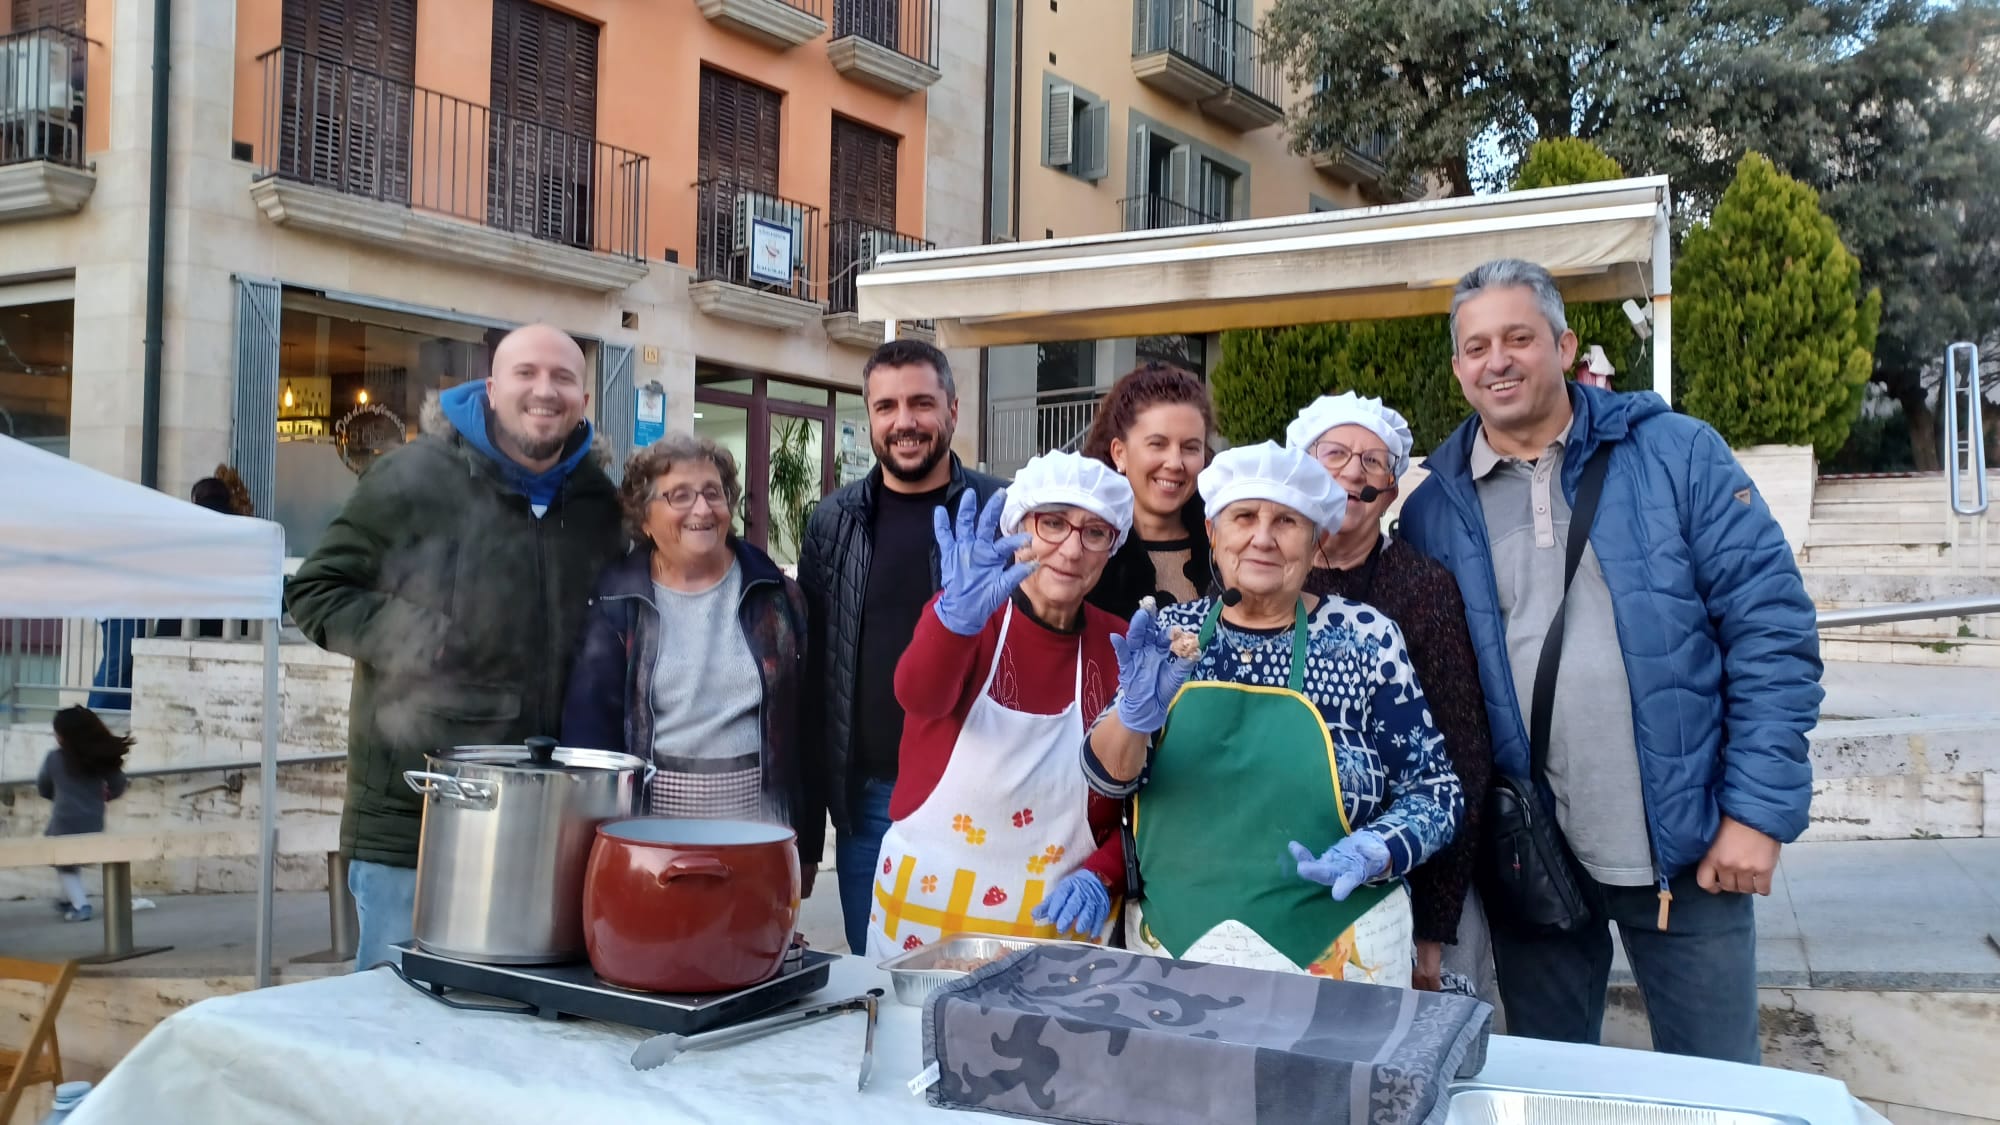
[38,706,132,923]
[797,339,1004,953]
[286,324,624,973]
[1080,363,1215,617]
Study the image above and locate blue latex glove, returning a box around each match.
[1031,869,1111,940]
[1288,833,1391,902]
[1108,603,1197,734]
[932,489,1037,636]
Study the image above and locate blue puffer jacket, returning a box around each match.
[1400,384,1821,882]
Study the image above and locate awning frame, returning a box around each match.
[860,176,1673,400]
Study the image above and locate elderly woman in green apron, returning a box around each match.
[1084,442,1463,986]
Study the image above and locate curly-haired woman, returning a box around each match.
[561,434,816,889]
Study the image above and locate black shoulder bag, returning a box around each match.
[1478,444,1612,937]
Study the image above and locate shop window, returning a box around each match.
[0,296,73,457]
[270,297,507,556]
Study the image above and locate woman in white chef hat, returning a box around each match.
[1288,392,1494,995]
[1084,441,1463,985]
[865,452,1137,959]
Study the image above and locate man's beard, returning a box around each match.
[874,427,948,484]
[497,414,571,464]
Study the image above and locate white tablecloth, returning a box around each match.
[70,956,1882,1124]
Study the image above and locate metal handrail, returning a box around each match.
[1944,341,1989,516]
[1,24,88,169]
[0,751,345,789]
[1815,595,2000,630]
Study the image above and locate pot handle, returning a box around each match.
[657,855,732,886]
[403,770,496,810]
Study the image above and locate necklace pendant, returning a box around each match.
[1238,650,1253,664]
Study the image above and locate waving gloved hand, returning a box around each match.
[1288,833,1391,902]
[933,489,1038,636]
[1031,869,1111,941]
[1109,602,1197,734]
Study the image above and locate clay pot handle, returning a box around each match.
[658,855,733,886]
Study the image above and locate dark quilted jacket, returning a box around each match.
[796,457,1004,833]
[1400,384,1822,882]
[560,540,818,859]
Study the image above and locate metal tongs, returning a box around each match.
[630,988,884,1090]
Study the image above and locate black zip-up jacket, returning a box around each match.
[1084,497,1213,619]
[796,456,1004,832]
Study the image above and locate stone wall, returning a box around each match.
[1,638,351,900]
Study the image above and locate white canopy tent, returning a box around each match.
[0,435,288,987]
[857,176,1675,399]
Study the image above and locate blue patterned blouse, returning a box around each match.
[1090,594,1464,880]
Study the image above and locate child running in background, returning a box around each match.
[37,706,133,922]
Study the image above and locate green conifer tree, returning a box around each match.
[1677,153,1881,457]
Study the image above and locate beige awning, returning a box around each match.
[857,176,1674,396]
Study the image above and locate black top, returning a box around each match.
[855,483,951,780]
[1085,497,1214,621]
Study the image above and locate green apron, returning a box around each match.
[1133,598,1396,970]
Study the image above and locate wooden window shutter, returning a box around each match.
[699,67,779,192]
[1166,144,1191,204]
[13,0,84,29]
[1128,122,1149,196]
[831,116,896,229]
[1079,101,1109,180]
[1045,83,1074,168]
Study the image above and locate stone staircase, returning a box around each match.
[1804,475,2000,669]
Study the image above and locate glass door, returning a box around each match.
[695,370,844,564]
[766,406,829,568]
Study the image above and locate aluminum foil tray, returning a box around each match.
[1445,1085,1812,1125]
[876,934,1092,1007]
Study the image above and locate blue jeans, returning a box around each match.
[348,858,418,973]
[1489,868,1760,1063]
[834,779,895,954]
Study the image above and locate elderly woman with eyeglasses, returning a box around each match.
[1086,442,1462,986]
[864,452,1136,958]
[562,433,818,891]
[1289,393,1494,996]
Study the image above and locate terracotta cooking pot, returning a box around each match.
[582,817,800,993]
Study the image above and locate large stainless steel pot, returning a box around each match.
[404,736,646,964]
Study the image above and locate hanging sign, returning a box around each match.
[634,380,667,449]
[749,218,794,287]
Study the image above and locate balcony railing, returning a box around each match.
[1,25,88,168]
[833,0,940,69]
[695,178,823,304]
[989,387,1101,477]
[254,47,650,259]
[827,218,931,317]
[1121,193,1217,231]
[1130,1,1280,107]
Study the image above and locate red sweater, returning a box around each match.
[891,593,1128,895]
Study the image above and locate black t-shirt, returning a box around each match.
[855,483,949,781]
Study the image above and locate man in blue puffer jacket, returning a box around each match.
[1400,259,1821,1064]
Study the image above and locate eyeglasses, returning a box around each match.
[653,485,728,512]
[1030,512,1118,553]
[1308,441,1395,482]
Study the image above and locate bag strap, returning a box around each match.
[1528,443,1614,784]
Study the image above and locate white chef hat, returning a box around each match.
[1197,441,1347,534]
[1284,392,1415,479]
[1001,450,1137,551]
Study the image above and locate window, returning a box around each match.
[489,0,600,248]
[830,116,898,228]
[1198,157,1238,221]
[1043,78,1108,182]
[0,293,72,456]
[277,0,418,201]
[698,67,781,191]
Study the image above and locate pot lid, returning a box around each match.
[440,736,647,774]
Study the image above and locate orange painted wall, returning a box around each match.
[229,0,929,268]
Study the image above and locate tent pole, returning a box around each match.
[1652,202,1673,403]
[256,620,280,988]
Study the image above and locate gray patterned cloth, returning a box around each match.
[923,944,1492,1125]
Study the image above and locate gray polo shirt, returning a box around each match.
[1472,423,1653,886]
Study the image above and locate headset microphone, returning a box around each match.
[1220,587,1243,607]
[1354,485,1384,504]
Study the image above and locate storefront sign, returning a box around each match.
[634,380,666,449]
[749,218,794,288]
[334,402,408,476]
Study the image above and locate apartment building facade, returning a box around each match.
[0,0,984,566]
[980,0,1413,474]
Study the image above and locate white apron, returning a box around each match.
[866,604,1105,959]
